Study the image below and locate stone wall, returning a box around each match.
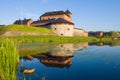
[44,24,88,37]
[74,29,84,36]
[83,32,88,37]
[49,23,74,36]
[73,29,88,37]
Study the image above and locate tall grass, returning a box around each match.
[0,39,19,80]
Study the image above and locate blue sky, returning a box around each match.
[0,0,120,31]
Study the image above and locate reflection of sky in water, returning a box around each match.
[17,43,120,80]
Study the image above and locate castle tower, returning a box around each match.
[65,9,72,21]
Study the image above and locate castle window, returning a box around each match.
[61,45,63,47]
[61,33,63,36]
[67,49,70,51]
[54,28,57,30]
[67,28,70,30]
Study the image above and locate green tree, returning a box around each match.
[110,31,120,38]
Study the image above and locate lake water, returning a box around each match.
[17,42,120,80]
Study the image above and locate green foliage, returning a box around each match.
[110,31,120,38]
[104,31,120,38]
[0,39,19,80]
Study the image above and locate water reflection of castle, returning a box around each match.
[20,43,88,68]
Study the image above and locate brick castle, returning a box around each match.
[14,9,88,37]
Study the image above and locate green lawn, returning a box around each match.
[3,36,99,44]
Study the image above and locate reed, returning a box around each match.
[0,39,19,80]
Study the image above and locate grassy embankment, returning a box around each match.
[0,39,19,80]
[0,24,55,36]
[0,25,113,56]
[0,24,103,43]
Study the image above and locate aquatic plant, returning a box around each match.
[0,39,19,80]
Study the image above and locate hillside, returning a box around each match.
[0,25,55,36]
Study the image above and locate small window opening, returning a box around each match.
[61,33,63,36]
[67,50,70,51]
[61,45,63,47]
[55,28,57,30]
[68,28,70,30]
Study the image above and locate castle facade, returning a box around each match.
[14,10,88,37]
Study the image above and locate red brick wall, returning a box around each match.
[40,14,72,22]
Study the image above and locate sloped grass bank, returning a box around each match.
[0,25,55,36]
